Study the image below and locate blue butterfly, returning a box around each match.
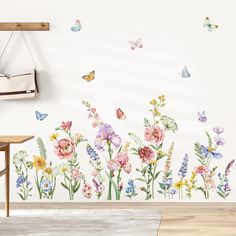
[198,111,207,123]
[71,19,81,32]
[180,66,190,78]
[35,111,48,121]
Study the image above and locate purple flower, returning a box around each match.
[223,183,231,192]
[200,145,223,159]
[170,189,177,198]
[94,123,121,151]
[213,127,224,135]
[178,154,189,179]
[225,160,235,176]
[86,144,99,161]
[214,136,225,146]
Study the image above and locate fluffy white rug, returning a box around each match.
[0,209,161,236]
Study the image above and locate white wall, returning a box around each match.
[0,0,235,202]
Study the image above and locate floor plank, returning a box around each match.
[0,203,235,236]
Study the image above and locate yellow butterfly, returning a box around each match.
[82,70,95,82]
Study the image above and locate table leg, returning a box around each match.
[5,144,10,217]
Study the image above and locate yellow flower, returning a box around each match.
[174,181,184,189]
[33,155,46,171]
[149,159,157,165]
[44,166,53,176]
[122,142,130,153]
[150,99,157,106]
[158,95,166,106]
[50,133,59,141]
[154,108,161,116]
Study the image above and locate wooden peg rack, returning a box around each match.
[0,22,49,31]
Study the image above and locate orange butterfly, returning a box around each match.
[116,108,126,120]
[82,70,95,82]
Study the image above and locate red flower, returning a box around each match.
[138,146,155,164]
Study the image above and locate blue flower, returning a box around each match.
[200,145,223,159]
[164,178,173,187]
[40,179,52,192]
[128,179,135,187]
[178,154,189,179]
[86,144,99,161]
[125,180,136,195]
[125,187,132,194]
[16,176,26,188]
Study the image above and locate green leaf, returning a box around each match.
[159,183,166,190]
[61,182,70,191]
[145,194,152,200]
[217,191,225,199]
[154,171,161,180]
[17,193,25,200]
[196,187,207,198]
[36,137,47,159]
[135,178,146,183]
[157,190,163,194]
[205,131,212,147]
[149,144,159,151]
[105,172,119,197]
[144,118,151,127]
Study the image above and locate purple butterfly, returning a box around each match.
[213,126,224,135]
[198,111,207,123]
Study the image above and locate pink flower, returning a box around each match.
[107,159,120,171]
[82,183,92,199]
[195,165,209,175]
[138,146,155,164]
[54,138,75,160]
[115,152,129,167]
[123,162,131,174]
[60,121,72,131]
[144,126,165,145]
[71,168,83,181]
[92,170,99,177]
[108,152,132,174]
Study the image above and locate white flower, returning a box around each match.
[13,151,28,165]
[53,163,71,176]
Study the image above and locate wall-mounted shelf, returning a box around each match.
[0,22,49,31]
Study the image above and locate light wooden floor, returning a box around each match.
[1,202,235,236]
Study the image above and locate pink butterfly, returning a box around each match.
[129,38,143,50]
[116,108,126,120]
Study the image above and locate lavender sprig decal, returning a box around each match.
[217,160,235,199]
[86,144,105,199]
[175,154,188,199]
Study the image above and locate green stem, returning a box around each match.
[116,169,122,200]
[152,162,157,199]
[107,142,113,200]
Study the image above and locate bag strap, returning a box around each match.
[0,28,37,69]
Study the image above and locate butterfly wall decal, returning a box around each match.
[116,108,126,120]
[71,19,82,32]
[203,17,218,32]
[129,38,143,50]
[35,111,48,121]
[82,70,95,82]
[198,111,207,123]
[180,66,190,78]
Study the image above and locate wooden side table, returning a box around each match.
[0,136,34,217]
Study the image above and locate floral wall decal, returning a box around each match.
[12,96,235,201]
